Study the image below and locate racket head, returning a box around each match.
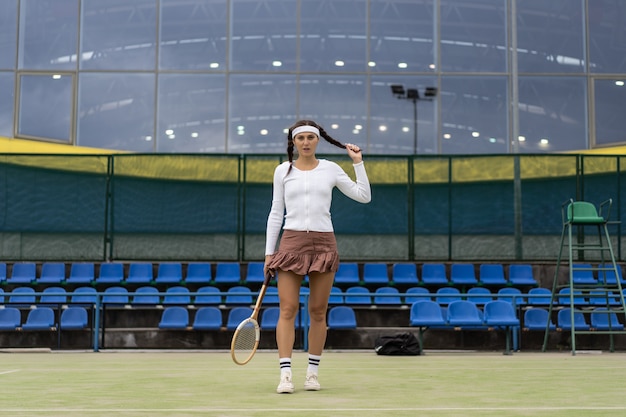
[230,317,261,365]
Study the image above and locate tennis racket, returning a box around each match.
[230,270,272,365]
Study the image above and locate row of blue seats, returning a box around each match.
[2,285,624,307]
[0,304,356,333]
[0,262,227,286]
[2,261,624,288]
[0,306,87,331]
[0,261,542,287]
[410,300,624,332]
[158,305,357,331]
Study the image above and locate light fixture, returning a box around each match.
[389,84,438,154]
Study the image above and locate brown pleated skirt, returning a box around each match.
[266,230,339,276]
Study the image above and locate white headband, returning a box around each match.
[292,126,320,137]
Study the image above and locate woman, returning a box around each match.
[264,120,371,393]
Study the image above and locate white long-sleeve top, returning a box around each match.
[265,159,371,255]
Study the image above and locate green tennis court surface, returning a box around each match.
[1,350,625,416]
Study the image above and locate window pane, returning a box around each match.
[594,79,626,147]
[18,74,73,142]
[0,1,17,69]
[298,75,367,152]
[77,73,155,151]
[0,72,14,136]
[589,2,626,73]
[370,76,438,154]
[369,0,435,73]
[516,0,585,73]
[80,0,157,70]
[231,0,297,71]
[518,76,586,152]
[300,0,367,72]
[440,76,508,154]
[157,74,226,152]
[228,75,297,153]
[159,0,227,71]
[18,0,79,70]
[440,0,507,72]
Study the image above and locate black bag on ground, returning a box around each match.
[374,332,421,356]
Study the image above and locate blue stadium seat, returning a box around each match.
[22,307,56,331]
[483,300,519,353]
[60,307,88,330]
[0,262,6,284]
[446,300,483,327]
[8,262,36,285]
[483,300,519,327]
[102,286,129,305]
[404,287,431,304]
[185,263,213,284]
[38,262,66,284]
[410,300,446,327]
[571,263,597,285]
[526,287,551,305]
[557,287,586,306]
[588,290,620,306]
[126,262,154,284]
[227,307,252,330]
[327,306,357,329]
[497,287,525,305]
[391,263,419,285]
[362,263,389,285]
[508,264,537,286]
[67,262,95,285]
[590,308,624,330]
[132,286,161,305]
[245,262,266,284]
[478,264,507,286]
[8,287,36,306]
[420,263,448,285]
[260,306,280,329]
[158,307,189,329]
[0,288,3,304]
[328,286,344,305]
[299,287,310,304]
[163,286,191,305]
[450,263,478,286]
[214,262,241,284]
[95,263,124,284]
[155,263,183,284]
[0,307,21,330]
[597,263,625,285]
[523,308,556,331]
[192,307,223,330]
[225,286,253,305]
[344,286,372,305]
[466,287,493,305]
[264,287,280,305]
[194,286,222,305]
[557,308,590,330]
[40,287,68,305]
[71,287,97,305]
[334,263,360,285]
[435,287,462,305]
[374,287,402,304]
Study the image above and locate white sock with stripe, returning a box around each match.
[279,357,292,376]
[307,354,321,374]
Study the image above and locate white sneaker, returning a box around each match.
[276,372,295,394]
[304,372,321,391]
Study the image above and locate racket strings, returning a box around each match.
[232,321,258,362]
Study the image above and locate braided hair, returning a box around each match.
[286,120,346,175]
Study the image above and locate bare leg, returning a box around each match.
[276,269,303,358]
[306,271,335,355]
